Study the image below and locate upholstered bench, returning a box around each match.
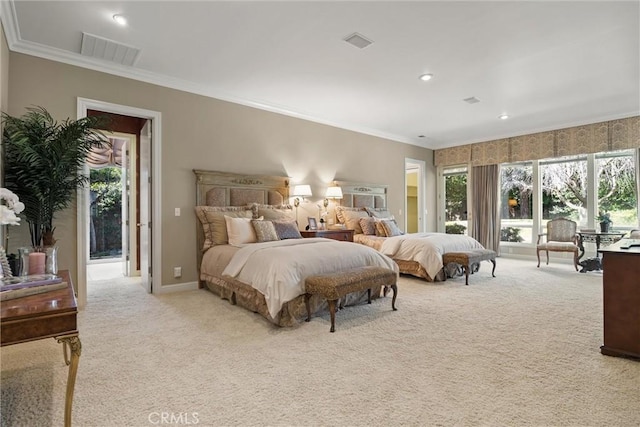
[442,249,497,285]
[304,266,397,332]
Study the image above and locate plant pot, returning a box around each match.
[599,222,610,233]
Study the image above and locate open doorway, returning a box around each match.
[87,133,136,281]
[405,158,426,233]
[77,98,161,308]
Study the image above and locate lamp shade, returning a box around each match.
[325,186,343,199]
[292,184,312,197]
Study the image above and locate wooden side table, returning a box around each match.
[1,270,81,426]
[300,229,354,242]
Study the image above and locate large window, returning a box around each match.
[596,149,638,228]
[541,155,588,228]
[500,162,533,243]
[444,166,468,235]
[496,149,638,245]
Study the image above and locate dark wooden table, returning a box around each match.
[598,240,640,359]
[300,229,355,242]
[1,270,81,426]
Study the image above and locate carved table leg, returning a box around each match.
[56,334,82,427]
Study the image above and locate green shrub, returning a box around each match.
[446,223,467,234]
[501,227,524,242]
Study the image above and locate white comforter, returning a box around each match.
[380,233,485,279]
[222,238,399,318]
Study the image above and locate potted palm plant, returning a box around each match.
[2,106,109,261]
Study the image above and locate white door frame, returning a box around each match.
[405,158,427,232]
[76,98,162,308]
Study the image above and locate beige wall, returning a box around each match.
[6,52,436,287]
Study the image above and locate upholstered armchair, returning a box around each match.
[536,218,579,271]
[629,229,640,239]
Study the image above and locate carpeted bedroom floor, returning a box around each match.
[1,257,639,427]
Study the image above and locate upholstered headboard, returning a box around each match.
[335,181,388,209]
[194,169,290,271]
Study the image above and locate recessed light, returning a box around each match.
[499,114,509,120]
[419,74,433,82]
[113,14,127,26]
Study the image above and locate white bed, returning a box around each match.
[194,170,398,326]
[336,181,486,281]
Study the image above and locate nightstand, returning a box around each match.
[300,229,354,242]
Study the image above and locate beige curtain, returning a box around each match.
[471,164,500,253]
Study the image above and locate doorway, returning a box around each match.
[87,133,137,280]
[405,158,426,233]
[77,98,162,308]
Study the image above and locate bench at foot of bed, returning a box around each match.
[304,266,397,332]
[442,249,497,286]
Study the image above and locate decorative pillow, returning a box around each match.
[225,215,258,246]
[252,220,279,242]
[380,219,403,237]
[195,206,253,250]
[335,206,365,224]
[272,220,302,239]
[341,209,370,234]
[252,204,296,221]
[359,217,377,235]
[366,207,393,219]
[373,217,387,236]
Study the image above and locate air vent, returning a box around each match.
[463,97,480,104]
[343,32,373,49]
[81,33,140,66]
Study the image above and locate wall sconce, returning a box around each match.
[324,185,343,208]
[292,185,312,207]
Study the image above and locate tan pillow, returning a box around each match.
[336,206,366,224]
[252,220,279,242]
[341,209,370,234]
[253,204,295,221]
[366,207,392,219]
[374,217,387,236]
[195,206,253,250]
[359,217,377,235]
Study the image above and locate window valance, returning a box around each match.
[434,116,640,167]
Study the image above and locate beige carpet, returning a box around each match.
[1,257,639,427]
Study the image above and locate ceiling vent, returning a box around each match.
[81,32,140,66]
[343,32,373,49]
[463,97,480,104]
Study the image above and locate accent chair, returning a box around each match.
[536,218,579,271]
[629,229,640,239]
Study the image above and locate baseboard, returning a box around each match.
[154,281,199,294]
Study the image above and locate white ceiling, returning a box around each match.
[2,1,639,150]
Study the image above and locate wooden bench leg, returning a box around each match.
[367,288,371,304]
[490,259,496,277]
[463,265,470,285]
[390,284,398,311]
[304,294,312,322]
[328,299,337,333]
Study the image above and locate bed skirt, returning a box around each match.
[201,273,383,327]
[394,259,446,282]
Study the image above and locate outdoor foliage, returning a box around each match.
[90,168,122,259]
[445,173,467,221]
[445,223,467,234]
[501,227,524,242]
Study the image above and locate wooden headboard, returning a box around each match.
[194,169,290,270]
[335,181,388,209]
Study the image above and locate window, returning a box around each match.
[500,162,533,243]
[596,149,638,228]
[540,155,588,228]
[444,166,468,235]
